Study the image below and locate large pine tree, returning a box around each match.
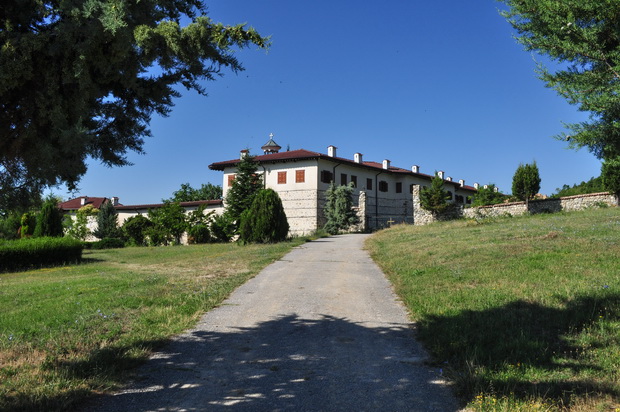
[0,1,268,204]
[500,0,620,160]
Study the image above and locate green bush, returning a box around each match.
[210,213,234,242]
[0,213,22,240]
[89,238,125,250]
[472,184,507,207]
[122,215,152,246]
[0,237,83,272]
[20,212,36,238]
[147,202,187,245]
[239,189,289,243]
[188,224,211,244]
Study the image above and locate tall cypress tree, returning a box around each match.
[93,201,120,239]
[33,197,63,237]
[224,154,262,233]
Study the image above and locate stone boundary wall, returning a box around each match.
[412,188,619,226]
[462,192,618,220]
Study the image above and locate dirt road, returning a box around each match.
[87,234,460,411]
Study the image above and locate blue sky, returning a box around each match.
[53,0,602,204]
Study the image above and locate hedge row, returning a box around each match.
[0,237,84,272]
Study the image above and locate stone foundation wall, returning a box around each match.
[278,189,320,236]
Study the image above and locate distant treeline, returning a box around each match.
[551,176,605,198]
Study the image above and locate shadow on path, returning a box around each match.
[83,314,459,411]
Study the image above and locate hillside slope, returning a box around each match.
[368,207,620,411]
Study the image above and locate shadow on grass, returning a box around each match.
[416,291,620,406]
[78,257,106,264]
[42,314,460,411]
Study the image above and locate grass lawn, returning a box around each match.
[0,239,309,411]
[367,207,620,412]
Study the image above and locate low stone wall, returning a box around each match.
[462,192,618,220]
[411,190,618,226]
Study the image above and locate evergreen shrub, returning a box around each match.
[0,237,83,272]
[93,201,121,240]
[89,238,125,249]
[33,197,64,237]
[323,183,360,235]
[239,189,289,243]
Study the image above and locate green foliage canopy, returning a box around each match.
[601,156,620,196]
[147,202,186,245]
[500,0,620,159]
[239,189,289,243]
[166,183,222,202]
[551,175,605,198]
[511,162,541,202]
[122,215,153,246]
[323,183,359,235]
[65,204,99,241]
[0,1,268,201]
[472,184,507,207]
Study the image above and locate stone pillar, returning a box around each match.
[412,184,436,226]
[355,191,367,232]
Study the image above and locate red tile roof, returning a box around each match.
[58,197,112,211]
[208,149,477,192]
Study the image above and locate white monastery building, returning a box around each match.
[208,135,478,236]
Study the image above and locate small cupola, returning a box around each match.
[261,133,282,154]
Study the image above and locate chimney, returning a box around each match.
[459,179,465,187]
[446,176,453,182]
[239,149,249,160]
[474,182,480,190]
[354,152,363,163]
[412,165,419,173]
[111,197,119,206]
[438,171,445,179]
[382,159,391,169]
[328,145,337,157]
[80,196,87,206]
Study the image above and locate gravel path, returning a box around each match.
[86,234,461,411]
